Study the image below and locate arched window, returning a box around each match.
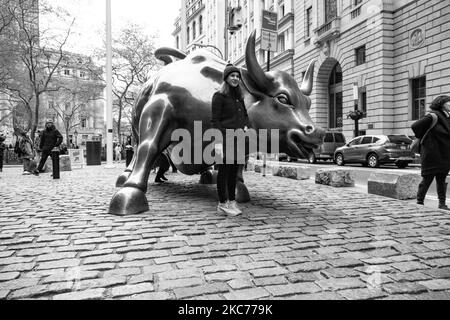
[187,26,190,43]
[192,21,196,40]
[199,15,203,35]
[328,63,343,129]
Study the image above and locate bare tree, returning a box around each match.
[0,0,75,141]
[96,22,160,144]
[48,74,103,145]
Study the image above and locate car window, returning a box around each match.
[361,136,372,144]
[324,133,333,142]
[334,133,345,143]
[372,137,380,143]
[387,135,412,144]
[348,137,362,147]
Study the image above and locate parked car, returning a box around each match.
[278,131,346,163]
[308,131,346,163]
[334,134,415,168]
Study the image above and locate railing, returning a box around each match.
[317,21,332,37]
[314,17,341,45]
[351,6,361,19]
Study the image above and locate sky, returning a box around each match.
[47,0,181,54]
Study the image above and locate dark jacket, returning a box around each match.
[211,90,250,131]
[40,124,63,151]
[411,110,450,176]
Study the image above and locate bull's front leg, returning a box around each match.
[108,99,173,215]
[116,156,136,187]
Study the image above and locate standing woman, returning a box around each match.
[412,95,450,210]
[211,63,250,216]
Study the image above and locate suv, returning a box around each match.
[278,131,346,163]
[308,131,346,163]
[334,134,415,168]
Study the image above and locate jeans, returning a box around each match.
[37,149,52,172]
[417,170,449,204]
[217,164,239,203]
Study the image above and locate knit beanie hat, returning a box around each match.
[223,63,240,81]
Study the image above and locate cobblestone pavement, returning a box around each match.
[1,165,450,300]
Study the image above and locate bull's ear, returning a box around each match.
[240,69,266,100]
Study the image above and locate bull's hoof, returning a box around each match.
[108,187,149,215]
[199,170,217,185]
[115,171,131,187]
[236,182,250,203]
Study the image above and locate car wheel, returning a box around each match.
[367,153,380,168]
[335,153,345,166]
[396,162,408,169]
[308,153,316,164]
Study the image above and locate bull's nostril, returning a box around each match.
[305,125,314,135]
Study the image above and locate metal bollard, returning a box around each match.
[51,147,60,179]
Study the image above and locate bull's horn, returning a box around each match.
[300,60,316,96]
[245,30,273,93]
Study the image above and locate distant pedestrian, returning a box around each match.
[115,144,122,162]
[0,134,6,173]
[13,129,37,175]
[33,121,63,175]
[411,95,450,210]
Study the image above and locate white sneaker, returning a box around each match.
[217,202,229,214]
[22,171,31,175]
[227,200,242,216]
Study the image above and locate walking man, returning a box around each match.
[33,121,63,175]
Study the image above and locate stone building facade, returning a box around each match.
[173,0,296,75]
[294,0,450,140]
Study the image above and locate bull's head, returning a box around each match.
[241,30,325,159]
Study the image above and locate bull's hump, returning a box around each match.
[191,55,207,64]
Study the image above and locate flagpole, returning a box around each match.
[105,0,114,168]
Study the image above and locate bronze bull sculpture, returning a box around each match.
[109,30,325,215]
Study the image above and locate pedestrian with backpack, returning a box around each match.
[411,95,450,210]
[13,128,37,175]
[0,134,6,173]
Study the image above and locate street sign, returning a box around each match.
[262,10,278,31]
[68,148,85,169]
[261,30,278,52]
[261,10,278,52]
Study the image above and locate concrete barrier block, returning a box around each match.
[272,165,310,180]
[45,155,72,172]
[368,172,421,200]
[315,169,355,187]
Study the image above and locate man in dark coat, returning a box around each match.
[411,95,450,210]
[33,121,63,175]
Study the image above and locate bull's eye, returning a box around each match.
[276,94,292,107]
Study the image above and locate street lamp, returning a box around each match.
[347,83,365,138]
[193,43,224,59]
[74,129,78,148]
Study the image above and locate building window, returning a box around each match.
[192,21,196,39]
[324,0,337,23]
[306,7,312,38]
[81,116,87,129]
[187,26,190,43]
[176,36,179,49]
[360,87,367,115]
[279,4,285,18]
[355,45,366,65]
[278,34,285,52]
[412,76,426,120]
[199,15,203,35]
[64,69,70,76]
[354,0,362,5]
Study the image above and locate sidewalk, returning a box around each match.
[0,165,450,300]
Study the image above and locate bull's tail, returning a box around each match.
[155,47,187,65]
